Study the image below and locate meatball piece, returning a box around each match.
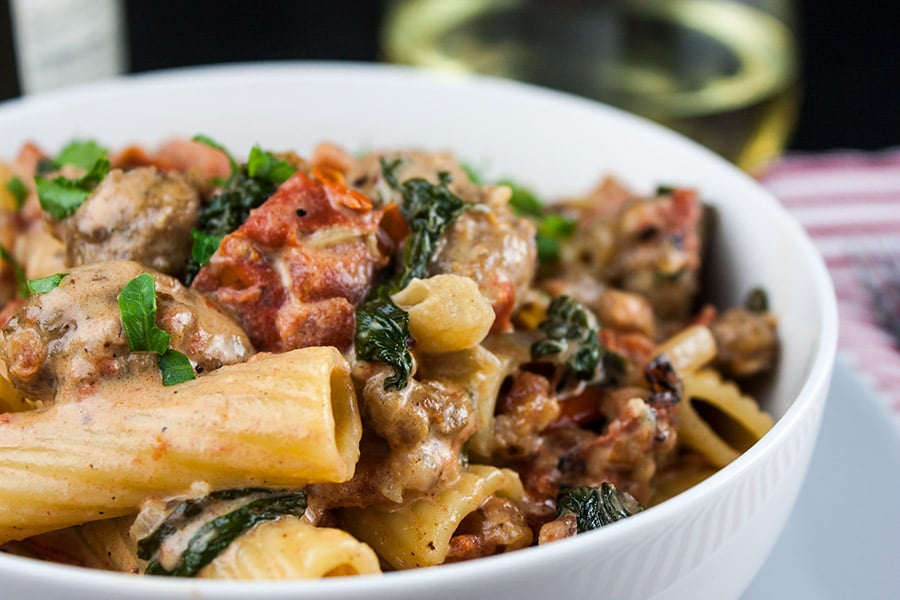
[0,260,253,402]
[64,167,200,278]
[308,362,478,508]
[429,185,537,332]
[343,148,537,332]
[710,307,779,377]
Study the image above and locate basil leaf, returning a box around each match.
[54,139,108,170]
[118,273,171,355]
[190,230,223,267]
[36,157,110,220]
[27,273,67,295]
[5,176,27,209]
[192,134,239,177]
[247,146,296,184]
[158,349,195,386]
[0,244,28,298]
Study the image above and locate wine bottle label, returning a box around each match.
[10,0,125,95]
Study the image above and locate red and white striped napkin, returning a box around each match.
[761,150,900,428]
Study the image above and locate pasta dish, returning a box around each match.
[0,137,777,579]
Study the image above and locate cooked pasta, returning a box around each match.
[0,347,361,543]
[678,368,775,467]
[198,517,382,579]
[341,465,527,569]
[391,274,495,353]
[0,137,779,579]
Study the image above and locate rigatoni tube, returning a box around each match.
[0,347,361,543]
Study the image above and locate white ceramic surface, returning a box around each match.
[0,63,839,599]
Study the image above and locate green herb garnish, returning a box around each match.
[501,179,576,262]
[184,137,296,284]
[5,176,27,209]
[556,483,644,533]
[35,157,110,219]
[158,349,197,387]
[53,139,109,170]
[26,273,67,295]
[354,159,469,391]
[190,230,224,269]
[246,145,297,184]
[118,273,195,385]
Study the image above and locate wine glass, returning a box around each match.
[381,0,800,175]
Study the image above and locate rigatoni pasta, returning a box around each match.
[0,136,778,580]
[0,347,360,543]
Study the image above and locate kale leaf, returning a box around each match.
[532,295,603,385]
[744,287,770,313]
[139,488,308,577]
[183,136,297,284]
[354,159,469,391]
[556,483,645,533]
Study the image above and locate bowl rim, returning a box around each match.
[0,61,839,596]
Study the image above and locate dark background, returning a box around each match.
[5,0,900,153]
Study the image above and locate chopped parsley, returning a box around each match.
[502,179,576,263]
[184,136,297,283]
[118,273,195,386]
[26,273,67,295]
[246,145,297,184]
[190,230,224,270]
[5,176,27,209]
[53,139,109,171]
[35,157,110,220]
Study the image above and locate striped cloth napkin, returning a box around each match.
[760,150,900,428]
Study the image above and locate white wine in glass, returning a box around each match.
[382,0,800,174]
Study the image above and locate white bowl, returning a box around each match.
[0,63,837,600]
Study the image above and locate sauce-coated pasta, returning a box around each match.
[0,137,777,578]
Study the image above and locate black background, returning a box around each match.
[7,0,900,153]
